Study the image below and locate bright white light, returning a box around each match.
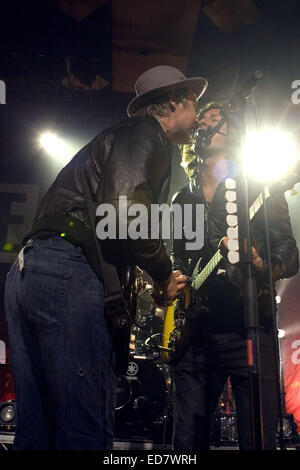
[242,130,298,182]
[276,295,281,304]
[40,132,73,164]
[278,329,285,339]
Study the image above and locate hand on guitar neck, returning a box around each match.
[220,236,264,269]
[152,270,187,307]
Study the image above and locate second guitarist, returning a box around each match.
[170,100,299,450]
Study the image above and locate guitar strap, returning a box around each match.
[80,167,126,328]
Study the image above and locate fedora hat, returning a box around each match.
[127,65,208,117]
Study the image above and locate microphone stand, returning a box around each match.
[231,101,265,450]
[194,71,266,448]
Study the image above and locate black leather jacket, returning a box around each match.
[29,116,173,282]
[171,179,299,327]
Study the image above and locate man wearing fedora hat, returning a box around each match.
[4,65,207,449]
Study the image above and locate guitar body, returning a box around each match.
[162,286,213,365]
[162,285,192,365]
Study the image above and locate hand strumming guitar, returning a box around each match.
[152,270,187,307]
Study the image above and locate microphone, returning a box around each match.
[228,70,263,109]
[194,71,264,148]
[195,122,225,149]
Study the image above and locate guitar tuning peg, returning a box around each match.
[290,187,298,196]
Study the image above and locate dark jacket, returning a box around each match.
[170,179,299,327]
[28,116,173,283]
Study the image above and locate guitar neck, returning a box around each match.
[249,186,270,221]
[192,249,223,290]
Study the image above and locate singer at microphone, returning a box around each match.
[170,89,298,451]
[194,70,263,150]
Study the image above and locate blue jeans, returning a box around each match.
[4,235,116,449]
[173,328,278,450]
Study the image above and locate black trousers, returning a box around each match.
[172,325,279,450]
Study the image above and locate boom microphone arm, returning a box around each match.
[194,70,264,150]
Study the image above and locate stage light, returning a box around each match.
[39,132,73,164]
[0,401,17,432]
[0,404,15,422]
[278,329,285,339]
[242,130,298,183]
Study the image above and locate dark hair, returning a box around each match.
[181,99,225,180]
[131,88,194,118]
[197,99,225,120]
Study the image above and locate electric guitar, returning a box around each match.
[162,162,300,365]
[114,266,138,375]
